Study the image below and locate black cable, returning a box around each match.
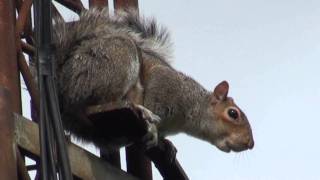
[46,77,73,179]
[44,103,58,180]
[33,0,73,179]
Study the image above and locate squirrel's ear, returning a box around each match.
[212,81,229,101]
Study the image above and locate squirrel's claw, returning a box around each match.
[141,124,158,150]
[133,104,160,150]
[134,104,161,124]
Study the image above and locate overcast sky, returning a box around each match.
[23,1,320,179]
[139,1,320,180]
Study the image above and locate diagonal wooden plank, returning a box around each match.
[14,113,139,180]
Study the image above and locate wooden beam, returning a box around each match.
[14,114,139,180]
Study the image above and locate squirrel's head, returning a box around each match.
[202,81,254,153]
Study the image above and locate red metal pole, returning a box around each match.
[126,144,153,180]
[0,0,22,114]
[0,87,18,180]
[113,1,152,179]
[114,0,139,10]
[88,0,121,169]
[89,0,108,8]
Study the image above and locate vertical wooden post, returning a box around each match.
[0,0,22,114]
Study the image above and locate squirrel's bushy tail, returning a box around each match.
[53,8,173,66]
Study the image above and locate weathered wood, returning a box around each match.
[14,114,139,180]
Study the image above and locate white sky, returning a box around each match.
[23,0,320,179]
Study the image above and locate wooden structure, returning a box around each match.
[0,0,189,179]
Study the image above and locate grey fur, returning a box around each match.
[52,8,174,148]
[51,8,253,152]
[53,8,172,68]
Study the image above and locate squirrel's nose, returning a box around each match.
[247,138,254,149]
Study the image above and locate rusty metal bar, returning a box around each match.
[14,0,40,117]
[15,5,40,117]
[114,0,139,10]
[21,41,35,56]
[18,52,40,115]
[147,140,189,180]
[54,0,85,14]
[0,0,22,113]
[15,0,32,36]
[126,145,153,180]
[89,0,108,8]
[113,1,153,179]
[15,0,33,44]
[16,0,23,11]
[0,87,18,180]
[17,149,32,180]
[89,0,121,169]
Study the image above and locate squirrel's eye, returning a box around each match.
[228,108,239,120]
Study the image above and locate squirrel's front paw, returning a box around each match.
[141,122,158,150]
[133,105,160,149]
[134,104,161,124]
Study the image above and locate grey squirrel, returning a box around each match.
[52,8,254,153]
